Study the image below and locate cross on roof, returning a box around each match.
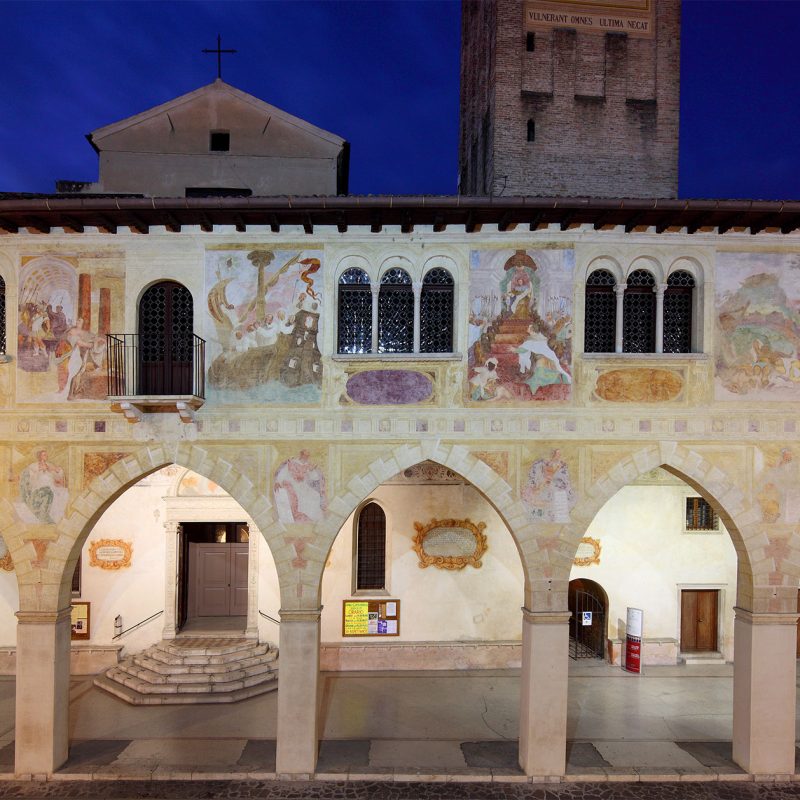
[202,34,236,80]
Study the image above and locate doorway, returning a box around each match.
[680,589,719,652]
[138,280,194,395]
[568,578,608,660]
[179,522,249,629]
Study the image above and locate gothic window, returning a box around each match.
[378,268,414,353]
[420,268,454,353]
[663,270,695,354]
[584,269,616,353]
[337,268,372,354]
[622,269,656,353]
[356,502,386,591]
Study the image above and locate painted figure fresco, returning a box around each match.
[15,450,68,525]
[468,249,573,403]
[17,255,121,402]
[756,447,800,524]
[715,253,800,400]
[273,450,328,524]
[522,449,576,523]
[205,249,323,403]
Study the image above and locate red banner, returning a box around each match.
[624,635,641,673]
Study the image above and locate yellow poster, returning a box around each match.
[343,601,370,636]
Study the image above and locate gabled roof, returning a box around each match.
[87,79,346,152]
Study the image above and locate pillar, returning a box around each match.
[98,287,111,336]
[732,608,798,776]
[412,281,422,353]
[654,284,666,353]
[370,284,379,353]
[613,283,626,353]
[162,521,181,639]
[275,608,321,776]
[15,608,71,776]
[518,609,570,776]
[245,522,260,639]
[77,273,91,329]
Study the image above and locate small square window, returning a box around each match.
[210,132,230,152]
[685,497,718,531]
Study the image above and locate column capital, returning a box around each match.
[16,607,72,625]
[521,608,571,625]
[164,520,182,535]
[370,283,381,297]
[279,607,322,623]
[734,606,800,626]
[613,283,628,296]
[653,283,668,297]
[412,281,423,294]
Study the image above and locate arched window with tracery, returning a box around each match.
[337,268,372,354]
[378,268,413,353]
[584,269,616,353]
[420,268,454,353]
[622,269,656,353]
[356,502,386,591]
[663,270,695,353]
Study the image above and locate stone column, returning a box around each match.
[275,608,321,776]
[732,608,798,776]
[412,281,422,353]
[518,609,570,776]
[162,521,181,639]
[654,284,666,353]
[370,284,380,353]
[613,284,626,353]
[15,608,71,776]
[245,522,260,639]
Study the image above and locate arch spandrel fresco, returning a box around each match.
[715,252,800,400]
[205,247,324,404]
[467,248,574,404]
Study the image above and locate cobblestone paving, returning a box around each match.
[0,780,799,800]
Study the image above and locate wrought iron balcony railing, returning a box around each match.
[106,333,205,399]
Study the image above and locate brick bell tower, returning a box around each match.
[459,0,681,198]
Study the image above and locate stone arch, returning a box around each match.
[307,441,536,609]
[626,255,663,283]
[583,254,623,284]
[544,442,768,613]
[13,442,284,613]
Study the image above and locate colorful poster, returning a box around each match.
[468,249,573,403]
[715,252,800,400]
[343,601,370,636]
[205,248,323,403]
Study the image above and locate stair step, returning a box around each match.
[135,648,275,675]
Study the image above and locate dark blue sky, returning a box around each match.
[0,1,798,199]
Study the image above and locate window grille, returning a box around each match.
[584,269,615,353]
[356,502,386,590]
[622,269,655,353]
[686,497,718,531]
[663,270,695,353]
[338,268,372,354]
[420,268,454,353]
[378,268,413,353]
[0,275,6,354]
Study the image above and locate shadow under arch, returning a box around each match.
[552,443,754,610]
[37,442,281,613]
[312,445,533,605]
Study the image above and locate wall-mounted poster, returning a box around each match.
[342,599,400,637]
[205,248,323,404]
[468,249,573,404]
[71,602,90,640]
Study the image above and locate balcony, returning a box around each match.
[106,333,205,423]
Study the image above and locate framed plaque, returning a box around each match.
[88,539,132,570]
[70,601,90,640]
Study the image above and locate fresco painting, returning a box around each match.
[205,248,323,403]
[273,449,328,525]
[522,448,576,523]
[13,447,68,525]
[755,446,800,524]
[715,253,800,400]
[17,255,123,402]
[468,249,573,403]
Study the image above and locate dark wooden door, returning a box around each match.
[138,281,193,394]
[681,589,718,652]
[189,543,248,617]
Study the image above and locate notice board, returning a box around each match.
[342,599,400,637]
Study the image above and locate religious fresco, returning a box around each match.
[715,252,800,400]
[17,254,123,403]
[467,248,573,403]
[12,446,69,526]
[754,446,800,524]
[521,448,576,523]
[273,449,328,525]
[205,248,323,404]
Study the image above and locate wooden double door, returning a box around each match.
[680,589,718,652]
[189,543,248,617]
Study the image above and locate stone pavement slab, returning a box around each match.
[594,740,707,769]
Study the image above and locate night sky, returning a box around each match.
[0,1,798,200]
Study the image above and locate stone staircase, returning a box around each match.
[94,637,279,705]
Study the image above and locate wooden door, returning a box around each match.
[680,589,718,652]
[138,281,193,395]
[231,544,249,616]
[796,589,800,658]
[189,543,249,617]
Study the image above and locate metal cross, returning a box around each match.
[202,34,236,80]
